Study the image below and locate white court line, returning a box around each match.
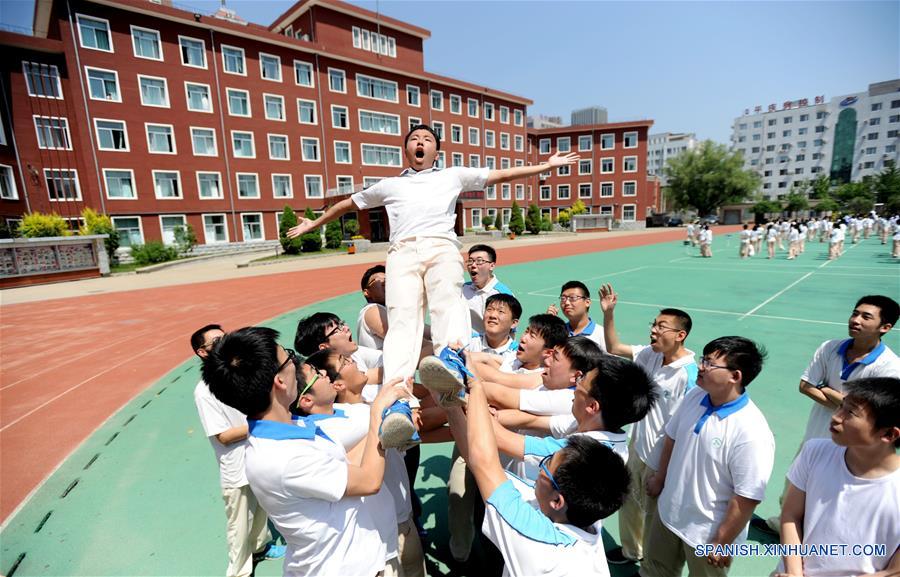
[668,256,692,263]
[739,271,816,321]
[526,266,648,297]
[649,265,895,278]
[615,299,863,328]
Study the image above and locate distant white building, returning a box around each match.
[647,132,699,184]
[527,114,564,129]
[571,106,608,126]
[731,79,900,198]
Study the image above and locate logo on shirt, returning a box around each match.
[711,437,723,449]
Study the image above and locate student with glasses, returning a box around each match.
[547,280,607,352]
[462,244,514,334]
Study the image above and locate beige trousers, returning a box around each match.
[222,485,270,577]
[641,505,729,577]
[618,449,656,561]
[447,447,478,561]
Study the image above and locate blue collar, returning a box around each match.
[302,408,347,422]
[837,339,886,380]
[248,417,333,443]
[693,393,749,434]
[567,318,596,337]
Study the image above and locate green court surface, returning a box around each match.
[2,233,898,577]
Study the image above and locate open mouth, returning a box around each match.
[415,149,425,159]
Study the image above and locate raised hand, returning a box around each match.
[546,303,559,316]
[546,151,580,168]
[286,217,315,239]
[372,376,413,415]
[598,283,618,313]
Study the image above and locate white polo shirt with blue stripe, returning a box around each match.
[519,430,628,482]
[463,275,514,334]
[566,318,607,352]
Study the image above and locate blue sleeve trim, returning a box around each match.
[683,363,699,391]
[486,481,577,546]
[524,435,568,457]
[494,281,514,296]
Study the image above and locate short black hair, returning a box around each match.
[554,435,630,527]
[468,244,497,263]
[659,308,692,336]
[560,280,590,299]
[190,323,223,353]
[201,326,281,417]
[405,123,441,151]
[855,295,900,328]
[561,336,604,375]
[588,353,658,431]
[702,336,767,388]
[485,293,522,321]
[360,264,385,293]
[844,377,900,448]
[294,312,341,356]
[527,314,568,350]
[305,348,340,382]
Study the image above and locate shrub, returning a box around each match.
[570,200,587,215]
[131,241,178,265]
[343,218,360,237]
[482,215,494,229]
[19,212,70,238]
[558,209,571,228]
[79,208,120,261]
[325,220,343,248]
[279,206,302,255]
[541,216,553,231]
[525,203,542,235]
[300,207,322,252]
[508,201,525,236]
[173,224,197,254]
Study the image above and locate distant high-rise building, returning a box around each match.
[647,132,699,184]
[527,115,564,129]
[571,106,607,126]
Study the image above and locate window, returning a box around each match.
[484,102,494,121]
[146,123,176,154]
[0,165,17,200]
[111,216,142,246]
[578,135,592,151]
[264,94,285,121]
[301,137,320,161]
[799,114,809,122]
[891,115,900,123]
[77,14,112,51]
[238,213,264,241]
[294,60,314,87]
[624,131,638,148]
[783,116,793,124]
[159,215,187,245]
[499,106,509,124]
[872,103,883,111]
[130,26,161,61]
[514,135,524,152]
[623,181,636,196]
[892,100,900,109]
[816,111,827,119]
[601,157,614,173]
[768,119,776,126]
[328,68,346,92]
[407,85,420,106]
[34,116,71,150]
[85,67,120,101]
[179,36,206,68]
[471,208,482,229]
[485,130,495,148]
[267,134,289,160]
[259,53,282,82]
[557,165,570,176]
[451,152,463,167]
[23,62,62,98]
[222,46,246,75]
[601,133,614,149]
[468,127,479,146]
[138,76,169,107]
[501,184,511,200]
[359,110,400,135]
[451,124,463,144]
[557,184,570,200]
[357,74,397,102]
[484,156,495,170]
[334,141,351,163]
[539,139,551,154]
[514,109,523,126]
[362,144,401,166]
[578,183,592,198]
[483,185,494,200]
[190,127,216,156]
[469,154,480,168]
[331,105,349,129]
[197,172,222,199]
[622,204,636,221]
[888,130,900,138]
[231,131,255,158]
[431,89,443,110]
[236,173,259,198]
[202,214,228,243]
[578,159,592,175]
[435,151,445,169]
[798,127,808,135]
[468,98,479,118]
[516,184,524,200]
[767,132,775,139]
[185,82,212,112]
[227,89,250,117]
[501,158,510,169]
[623,156,637,172]
[153,170,181,198]
[304,175,323,198]
[44,169,81,200]
[94,118,129,152]
[870,117,881,126]
[103,169,135,199]
[334,175,353,194]
[430,121,443,141]
[272,174,292,198]
[500,133,510,150]
[408,116,421,129]
[600,182,613,197]
[450,94,461,114]
[557,137,571,152]
[753,121,762,128]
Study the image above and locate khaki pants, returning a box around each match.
[641,505,729,577]
[618,450,656,561]
[384,237,472,382]
[223,485,270,577]
[448,447,478,561]
[398,518,426,577]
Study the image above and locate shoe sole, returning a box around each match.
[419,356,465,395]
[380,413,417,450]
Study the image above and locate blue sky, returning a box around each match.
[1,0,897,143]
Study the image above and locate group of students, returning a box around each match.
[188,124,898,577]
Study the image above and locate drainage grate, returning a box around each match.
[34,511,52,533]
[6,552,25,577]
[60,479,79,498]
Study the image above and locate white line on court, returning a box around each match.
[526,266,648,296]
[739,272,816,321]
[614,299,863,328]
[648,265,893,278]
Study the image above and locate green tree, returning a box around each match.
[541,216,553,232]
[833,181,875,214]
[751,198,782,220]
[482,214,494,230]
[810,174,831,199]
[569,199,587,215]
[525,203,543,235]
[508,201,525,236]
[815,196,840,214]
[784,190,809,216]
[279,206,302,254]
[343,218,360,237]
[557,209,571,228]
[131,241,178,265]
[173,224,197,254]
[664,140,761,216]
[873,164,900,213]
[301,207,322,252]
[80,207,120,262]
[19,212,69,238]
[324,220,343,248]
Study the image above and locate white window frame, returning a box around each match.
[230,130,256,159]
[189,126,217,157]
[500,132,510,151]
[539,138,550,154]
[515,184,524,200]
[202,213,229,244]
[178,35,207,69]
[235,172,260,198]
[600,181,614,197]
[514,109,523,126]
[468,126,480,146]
[267,133,290,161]
[185,81,213,113]
[304,174,323,198]
[484,129,496,148]
[449,94,462,115]
[44,169,82,201]
[601,133,615,150]
[432,121,444,142]
[451,152,463,167]
[296,98,317,125]
[33,115,72,150]
[623,156,638,173]
[103,169,137,200]
[0,164,15,200]
[578,182,592,199]
[145,122,177,155]
[221,44,246,76]
[599,205,613,216]
[301,137,321,162]
[484,102,495,121]
[331,105,349,129]
[471,207,482,229]
[226,88,251,117]
[94,117,129,151]
[76,13,113,53]
[241,212,266,242]
[84,66,121,102]
[271,173,293,198]
[358,108,401,135]
[578,134,592,151]
[406,84,420,107]
[356,73,399,103]
[258,52,282,82]
[130,25,162,61]
[557,184,571,200]
[499,106,509,124]
[623,131,639,149]
[451,124,463,144]
[293,59,314,87]
[152,169,182,199]
[469,154,480,168]
[622,180,637,196]
[196,171,223,200]
[408,116,421,129]
[361,143,402,167]
[557,136,571,153]
[467,97,479,118]
[328,67,346,93]
[335,175,354,194]
[430,89,443,111]
[137,74,170,108]
[159,214,187,245]
[111,216,144,246]
[263,93,286,122]
[622,204,636,222]
[514,134,524,152]
[578,159,592,175]
[334,140,352,164]
[22,62,63,99]
[600,157,615,174]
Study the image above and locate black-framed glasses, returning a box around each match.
[277,348,298,374]
[559,294,586,304]
[539,454,561,492]
[649,321,681,333]
[324,321,348,339]
[466,257,493,266]
[699,357,732,371]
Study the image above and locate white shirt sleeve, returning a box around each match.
[519,388,575,416]
[350,180,386,211]
[549,414,578,438]
[455,167,491,192]
[728,437,775,502]
[195,385,244,438]
[282,449,348,503]
[801,341,830,386]
[785,439,816,492]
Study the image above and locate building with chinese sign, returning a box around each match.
[731,79,900,199]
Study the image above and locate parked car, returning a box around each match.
[665,216,684,227]
[699,215,719,225]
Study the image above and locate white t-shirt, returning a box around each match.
[767,228,777,242]
[193,380,248,489]
[462,276,514,334]
[658,387,775,548]
[520,386,575,416]
[801,338,900,442]
[482,473,610,577]
[740,229,751,244]
[467,333,518,367]
[245,419,386,576]
[566,318,607,353]
[520,430,629,482]
[499,356,543,375]
[356,303,386,351]
[352,345,384,403]
[629,346,698,470]
[774,439,900,577]
[351,166,490,245]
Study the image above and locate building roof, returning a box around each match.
[0,30,63,53]
[528,120,654,136]
[268,0,431,39]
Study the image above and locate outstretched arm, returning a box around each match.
[466,378,510,501]
[598,284,633,359]
[287,197,357,238]
[486,152,579,186]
